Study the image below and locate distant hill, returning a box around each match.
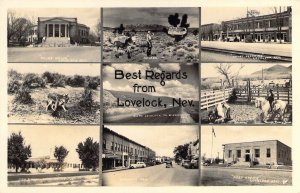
[250,64,292,78]
[104,89,199,106]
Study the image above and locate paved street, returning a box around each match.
[200,166,292,186]
[8,46,100,62]
[103,163,199,186]
[201,41,292,62]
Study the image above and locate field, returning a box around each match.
[201,102,292,124]
[8,85,100,124]
[103,31,199,62]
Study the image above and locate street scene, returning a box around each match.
[201,7,292,62]
[102,125,199,186]
[7,8,101,62]
[103,63,199,124]
[8,63,100,124]
[200,126,292,185]
[201,63,292,124]
[8,125,100,186]
[103,8,199,63]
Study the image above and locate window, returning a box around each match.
[111,142,114,150]
[131,148,133,153]
[118,144,120,151]
[228,150,232,158]
[115,143,117,151]
[236,150,241,158]
[255,149,260,158]
[266,148,271,158]
[103,139,106,149]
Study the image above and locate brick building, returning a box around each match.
[201,23,222,41]
[221,7,292,42]
[223,140,292,166]
[102,127,156,170]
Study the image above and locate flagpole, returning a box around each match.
[211,127,213,163]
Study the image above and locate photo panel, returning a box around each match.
[103,63,199,124]
[200,63,292,125]
[8,63,101,124]
[201,7,292,63]
[103,7,200,63]
[102,125,199,186]
[200,126,292,186]
[8,125,100,186]
[7,8,101,63]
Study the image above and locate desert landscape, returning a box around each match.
[8,66,100,124]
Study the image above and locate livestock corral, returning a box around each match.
[201,83,292,124]
[102,30,199,62]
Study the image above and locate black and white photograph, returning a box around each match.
[103,8,199,63]
[200,126,292,186]
[8,63,100,124]
[102,125,199,186]
[8,125,100,186]
[201,63,292,124]
[201,7,292,62]
[103,63,199,124]
[7,8,101,62]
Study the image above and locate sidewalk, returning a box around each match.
[205,165,292,172]
[102,166,129,173]
[201,41,292,58]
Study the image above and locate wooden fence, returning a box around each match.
[201,88,233,110]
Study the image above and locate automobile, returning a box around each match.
[182,160,191,168]
[189,158,199,169]
[130,162,146,169]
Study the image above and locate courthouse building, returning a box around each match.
[223,140,292,166]
[29,17,90,46]
[102,127,156,170]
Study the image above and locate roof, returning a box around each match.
[222,140,290,148]
[223,10,291,24]
[38,17,77,23]
[103,127,155,153]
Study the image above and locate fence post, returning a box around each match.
[287,88,290,105]
[276,85,279,100]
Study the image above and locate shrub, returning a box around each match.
[79,88,93,108]
[23,73,46,88]
[8,70,22,81]
[176,49,185,57]
[66,75,86,87]
[87,81,99,90]
[166,41,175,47]
[14,86,33,104]
[8,79,21,94]
[51,77,66,87]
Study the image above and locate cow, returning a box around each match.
[255,97,271,123]
[272,100,287,122]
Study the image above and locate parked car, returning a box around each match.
[130,162,146,169]
[182,160,191,168]
[189,158,199,169]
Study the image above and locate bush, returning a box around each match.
[8,70,22,81]
[79,88,93,108]
[87,81,99,90]
[51,77,66,87]
[14,86,33,104]
[67,75,86,87]
[23,73,46,88]
[8,79,21,94]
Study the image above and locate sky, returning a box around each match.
[201,126,292,159]
[9,63,100,77]
[9,125,99,163]
[202,7,289,25]
[201,63,290,78]
[106,125,199,157]
[103,63,199,100]
[8,8,100,33]
[104,8,199,28]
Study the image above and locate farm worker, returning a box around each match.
[146,31,153,57]
[214,103,225,119]
[267,89,275,112]
[222,102,231,119]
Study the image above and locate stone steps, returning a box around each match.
[42,37,71,47]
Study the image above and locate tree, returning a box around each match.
[7,10,33,46]
[76,137,99,171]
[54,146,69,171]
[8,132,32,173]
[173,143,189,162]
[214,63,245,87]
